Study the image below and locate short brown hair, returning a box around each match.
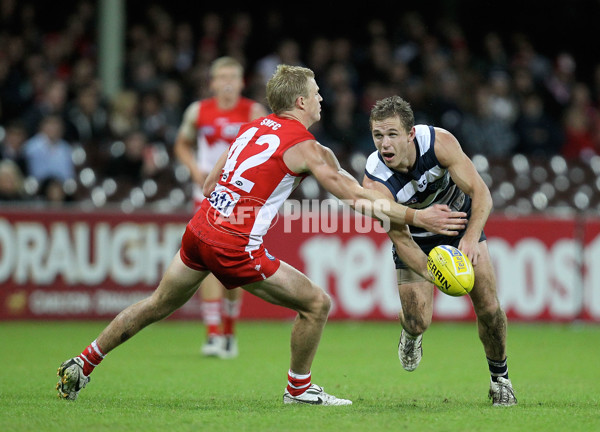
[266,64,315,115]
[369,96,414,132]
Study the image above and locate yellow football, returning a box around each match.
[427,245,475,297]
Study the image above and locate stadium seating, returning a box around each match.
[56,143,600,215]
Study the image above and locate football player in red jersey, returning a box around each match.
[57,65,467,405]
[174,57,268,358]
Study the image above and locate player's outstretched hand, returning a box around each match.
[414,204,467,236]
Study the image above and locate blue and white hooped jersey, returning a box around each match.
[364,124,469,238]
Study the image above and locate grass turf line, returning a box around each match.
[0,321,599,432]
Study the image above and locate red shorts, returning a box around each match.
[179,226,281,289]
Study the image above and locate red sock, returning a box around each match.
[287,370,311,396]
[222,298,240,336]
[222,317,234,336]
[78,340,105,376]
[202,300,222,336]
[206,324,220,336]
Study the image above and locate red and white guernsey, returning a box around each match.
[188,114,313,251]
[195,97,255,173]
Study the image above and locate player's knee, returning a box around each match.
[403,312,430,335]
[476,303,506,327]
[149,291,186,320]
[473,291,501,318]
[306,288,331,320]
[316,289,332,316]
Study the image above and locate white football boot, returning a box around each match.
[489,377,518,406]
[201,335,224,357]
[56,357,90,400]
[398,329,423,372]
[218,335,238,359]
[283,384,352,406]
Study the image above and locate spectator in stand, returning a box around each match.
[514,92,564,158]
[479,32,510,76]
[126,24,153,70]
[39,176,70,205]
[305,37,332,80]
[197,12,223,65]
[592,62,600,109]
[544,53,577,120]
[459,85,517,158]
[254,38,303,85]
[139,90,168,144]
[159,79,184,146]
[224,12,254,62]
[561,82,600,159]
[591,63,600,147]
[0,120,28,174]
[510,34,552,86]
[388,59,415,99]
[512,67,539,105]
[322,86,372,156]
[65,85,110,145]
[362,36,395,85]
[68,58,98,97]
[103,130,157,185]
[392,11,428,75]
[108,90,140,140]
[173,22,195,75]
[4,4,600,211]
[129,59,162,95]
[429,71,465,139]
[0,42,30,122]
[22,114,74,183]
[0,159,25,201]
[487,71,519,125]
[329,37,360,92]
[22,79,69,136]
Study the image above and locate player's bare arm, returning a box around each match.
[284,139,465,230]
[389,224,434,283]
[361,176,441,282]
[434,128,493,265]
[285,139,409,225]
[362,172,468,236]
[366,172,432,280]
[174,102,207,186]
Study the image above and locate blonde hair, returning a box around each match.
[0,159,25,197]
[266,64,315,115]
[210,56,244,77]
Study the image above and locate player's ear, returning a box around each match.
[408,127,416,140]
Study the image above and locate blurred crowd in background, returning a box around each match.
[1,0,599,212]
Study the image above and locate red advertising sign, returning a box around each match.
[0,208,598,322]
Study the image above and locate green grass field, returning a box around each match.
[1,320,599,432]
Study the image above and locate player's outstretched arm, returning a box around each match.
[285,140,467,232]
[362,174,467,236]
[414,204,468,236]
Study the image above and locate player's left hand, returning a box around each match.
[458,237,481,266]
[415,204,467,236]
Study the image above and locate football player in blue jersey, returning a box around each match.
[363,95,517,406]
